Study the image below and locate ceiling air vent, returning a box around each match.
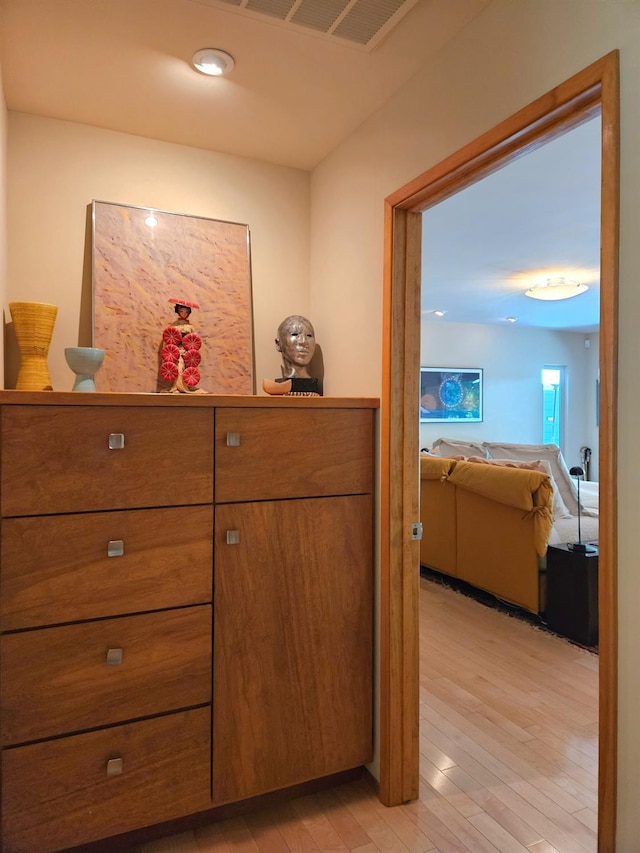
[193,0,419,50]
[333,0,408,45]
[290,0,348,34]
[245,0,297,17]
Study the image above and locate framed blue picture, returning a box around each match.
[420,367,483,423]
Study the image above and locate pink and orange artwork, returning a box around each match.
[92,201,254,394]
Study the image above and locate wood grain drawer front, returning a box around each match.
[1,606,211,745]
[1,505,213,630]
[1,406,213,516]
[1,706,211,853]
[215,408,374,502]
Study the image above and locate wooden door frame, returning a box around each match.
[378,51,619,852]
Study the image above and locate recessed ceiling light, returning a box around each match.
[524,276,589,301]
[191,48,235,77]
[433,310,446,317]
[506,317,517,323]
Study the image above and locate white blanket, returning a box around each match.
[548,513,599,547]
[548,480,598,546]
[579,480,599,512]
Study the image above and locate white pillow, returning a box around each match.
[535,458,573,520]
[432,437,489,459]
[482,442,579,515]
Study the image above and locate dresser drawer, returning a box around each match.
[215,408,374,502]
[1,606,211,745]
[1,405,213,516]
[1,505,213,630]
[1,706,211,853]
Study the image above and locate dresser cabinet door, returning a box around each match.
[1,708,211,853]
[1,406,213,516]
[212,495,373,805]
[1,505,213,630]
[1,606,211,744]
[215,408,374,502]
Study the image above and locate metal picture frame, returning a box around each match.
[92,200,254,394]
[420,367,483,423]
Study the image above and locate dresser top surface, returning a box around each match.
[0,390,379,409]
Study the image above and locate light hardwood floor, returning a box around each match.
[125,576,598,853]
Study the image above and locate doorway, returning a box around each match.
[378,51,619,853]
[419,114,600,469]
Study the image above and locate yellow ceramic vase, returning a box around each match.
[9,301,58,391]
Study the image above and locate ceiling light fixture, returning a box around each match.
[191,48,235,77]
[506,317,517,323]
[433,310,446,317]
[524,276,589,301]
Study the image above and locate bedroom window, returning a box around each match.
[542,366,564,447]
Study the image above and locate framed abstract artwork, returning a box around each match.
[92,200,254,394]
[420,367,483,423]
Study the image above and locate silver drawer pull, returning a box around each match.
[107,540,125,557]
[108,433,125,450]
[106,648,123,665]
[226,530,240,545]
[106,757,124,777]
[226,432,241,447]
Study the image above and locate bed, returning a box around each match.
[419,439,599,614]
[432,437,599,543]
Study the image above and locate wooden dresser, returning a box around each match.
[0,392,377,853]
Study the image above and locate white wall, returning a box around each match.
[0,49,6,385]
[310,1,640,846]
[6,113,310,392]
[419,320,600,477]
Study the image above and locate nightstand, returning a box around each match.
[546,543,599,646]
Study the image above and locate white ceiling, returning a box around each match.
[422,115,601,333]
[0,0,600,333]
[0,0,490,170]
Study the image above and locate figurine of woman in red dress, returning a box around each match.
[159,298,205,393]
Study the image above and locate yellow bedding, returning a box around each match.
[419,454,456,480]
[449,460,553,556]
